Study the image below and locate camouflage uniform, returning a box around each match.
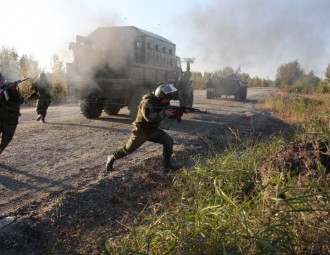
[105,83,182,174]
[0,76,24,154]
[113,93,173,160]
[31,73,52,122]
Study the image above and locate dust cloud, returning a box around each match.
[173,0,330,78]
[66,27,132,96]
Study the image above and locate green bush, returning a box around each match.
[104,88,330,254]
[52,82,68,102]
[316,79,330,94]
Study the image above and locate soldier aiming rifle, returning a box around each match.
[104,83,195,175]
[0,74,27,154]
[0,77,29,101]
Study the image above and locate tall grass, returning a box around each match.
[260,92,330,142]
[261,92,325,124]
[104,92,330,255]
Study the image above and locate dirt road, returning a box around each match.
[0,87,290,254]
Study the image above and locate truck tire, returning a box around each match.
[80,99,103,119]
[234,87,246,101]
[242,87,247,100]
[129,87,150,120]
[206,88,215,99]
[104,105,121,115]
[180,86,194,107]
[234,91,242,101]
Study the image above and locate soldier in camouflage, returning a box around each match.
[30,72,52,123]
[0,73,25,154]
[104,83,187,175]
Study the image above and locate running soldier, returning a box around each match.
[30,72,52,123]
[104,83,191,175]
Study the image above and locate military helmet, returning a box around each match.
[154,83,177,100]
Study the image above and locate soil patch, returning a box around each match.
[272,139,330,176]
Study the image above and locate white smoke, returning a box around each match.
[171,0,330,79]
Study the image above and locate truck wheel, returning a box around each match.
[235,87,247,101]
[242,87,247,100]
[234,91,242,101]
[206,89,214,99]
[129,87,150,120]
[180,86,194,107]
[80,100,103,119]
[104,105,121,115]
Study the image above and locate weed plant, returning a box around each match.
[104,91,330,255]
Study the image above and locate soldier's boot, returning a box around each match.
[163,158,181,174]
[36,114,43,121]
[104,155,116,174]
[41,115,46,123]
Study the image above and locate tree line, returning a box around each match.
[0,46,67,102]
[191,60,330,94]
[1,45,330,102]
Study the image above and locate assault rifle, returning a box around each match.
[0,77,29,101]
[167,106,207,122]
[157,105,207,130]
[24,91,38,104]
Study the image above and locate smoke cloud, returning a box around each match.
[172,0,330,78]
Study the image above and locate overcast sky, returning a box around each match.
[1,0,329,79]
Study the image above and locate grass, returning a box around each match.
[103,91,330,255]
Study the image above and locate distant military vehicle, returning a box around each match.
[66,26,194,119]
[206,66,248,101]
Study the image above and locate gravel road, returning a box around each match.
[0,88,276,215]
[0,87,291,254]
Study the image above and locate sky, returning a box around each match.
[1,0,330,79]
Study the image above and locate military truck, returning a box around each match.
[66,26,194,119]
[206,67,247,101]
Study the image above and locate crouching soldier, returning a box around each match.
[104,83,189,175]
